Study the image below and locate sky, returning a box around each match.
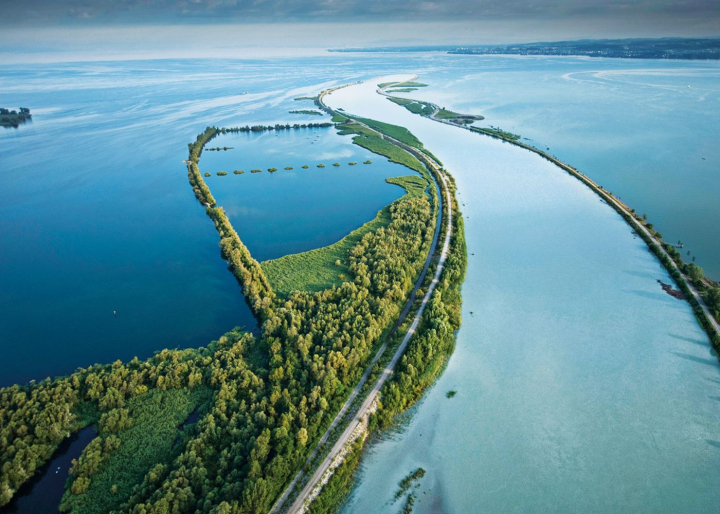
[1,0,719,62]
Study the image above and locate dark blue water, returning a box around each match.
[2,426,96,514]
[200,129,409,261]
[0,59,398,387]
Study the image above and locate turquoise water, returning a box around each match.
[327,77,720,512]
[199,128,410,261]
[387,56,720,279]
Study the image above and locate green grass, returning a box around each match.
[261,175,425,297]
[353,116,423,149]
[331,114,348,123]
[470,125,521,141]
[352,134,425,173]
[434,108,460,119]
[387,97,434,116]
[386,175,427,198]
[262,206,392,297]
[435,108,484,122]
[60,387,211,514]
[378,81,428,89]
[336,120,374,137]
[334,119,425,173]
[385,88,419,93]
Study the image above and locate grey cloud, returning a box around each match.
[4,0,720,26]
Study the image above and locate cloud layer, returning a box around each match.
[6,0,720,27]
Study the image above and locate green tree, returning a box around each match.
[687,263,704,284]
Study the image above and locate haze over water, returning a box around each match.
[327,77,720,513]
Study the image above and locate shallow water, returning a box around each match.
[388,56,720,278]
[327,77,720,513]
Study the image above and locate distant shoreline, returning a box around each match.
[329,37,720,60]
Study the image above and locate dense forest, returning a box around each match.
[0,113,464,513]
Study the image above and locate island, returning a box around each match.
[1,107,31,127]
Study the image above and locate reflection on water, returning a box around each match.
[4,426,96,514]
[200,128,414,261]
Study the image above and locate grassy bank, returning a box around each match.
[262,175,429,297]
[336,120,425,174]
[262,206,392,297]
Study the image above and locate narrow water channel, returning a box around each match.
[3,427,96,514]
[326,77,720,513]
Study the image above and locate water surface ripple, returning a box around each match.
[327,76,720,513]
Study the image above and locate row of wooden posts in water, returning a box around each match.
[204,160,373,177]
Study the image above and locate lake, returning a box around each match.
[327,76,720,513]
[1,55,717,388]
[198,127,410,262]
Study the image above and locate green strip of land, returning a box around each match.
[378,81,428,88]
[335,120,425,173]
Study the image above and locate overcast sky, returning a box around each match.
[2,0,719,62]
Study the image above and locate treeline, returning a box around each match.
[470,125,521,141]
[220,122,332,133]
[308,173,466,514]
[208,206,276,321]
[187,127,218,206]
[1,107,31,127]
[376,176,466,425]
[111,195,435,513]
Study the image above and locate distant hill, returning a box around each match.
[329,38,720,60]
